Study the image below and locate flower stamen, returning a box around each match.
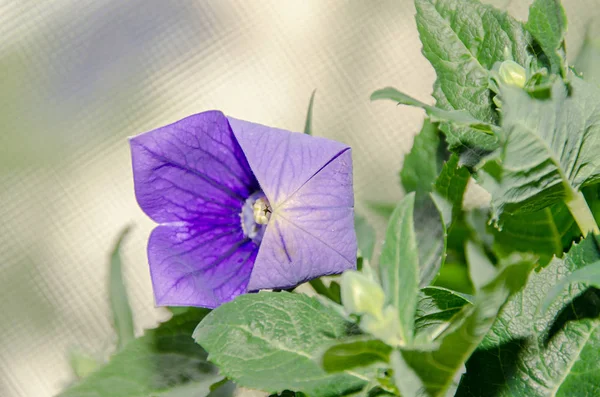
[240,192,270,244]
[253,197,272,225]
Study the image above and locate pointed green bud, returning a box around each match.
[340,270,385,316]
[498,60,527,88]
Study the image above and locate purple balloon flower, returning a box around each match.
[130,110,356,308]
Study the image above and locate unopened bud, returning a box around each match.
[340,270,385,316]
[498,60,527,88]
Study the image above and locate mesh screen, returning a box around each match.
[1,1,598,395]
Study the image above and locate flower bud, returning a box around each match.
[498,60,527,88]
[340,270,385,316]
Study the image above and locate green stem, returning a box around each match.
[565,189,599,236]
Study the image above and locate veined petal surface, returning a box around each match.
[130,111,258,223]
[148,223,257,308]
[130,111,260,307]
[228,118,356,290]
[227,117,348,206]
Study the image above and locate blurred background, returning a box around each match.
[1,1,598,396]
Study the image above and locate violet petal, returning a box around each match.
[148,223,257,308]
[227,117,348,206]
[130,111,258,224]
[227,118,357,290]
[130,111,260,307]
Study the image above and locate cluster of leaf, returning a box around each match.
[58,0,600,396]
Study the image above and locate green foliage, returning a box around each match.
[355,213,376,262]
[414,287,473,341]
[400,119,445,198]
[399,121,470,287]
[108,226,135,351]
[432,154,470,234]
[396,254,535,397]
[491,202,580,266]
[457,237,600,396]
[525,0,567,76]
[414,0,530,157]
[370,87,495,134]
[194,292,367,396]
[480,77,600,227]
[419,154,470,286]
[541,259,600,313]
[58,309,220,397]
[303,90,316,135]
[412,197,446,288]
[379,193,420,344]
[322,336,392,373]
[465,242,496,290]
[367,1,600,396]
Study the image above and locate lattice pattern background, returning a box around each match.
[0,1,597,396]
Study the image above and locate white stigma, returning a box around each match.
[252,197,271,225]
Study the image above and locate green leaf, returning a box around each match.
[433,262,473,295]
[109,226,135,351]
[303,89,316,135]
[584,184,600,226]
[491,201,580,266]
[58,309,219,397]
[208,380,236,397]
[400,119,445,198]
[379,193,420,344]
[193,292,367,396]
[390,350,426,397]
[412,197,445,288]
[399,254,535,397]
[574,24,600,87]
[415,154,470,287]
[414,286,473,341]
[400,119,448,287]
[355,213,376,261]
[370,87,495,134]
[457,236,600,397]
[541,260,600,313]
[525,0,567,77]
[414,0,530,154]
[433,154,470,223]
[480,77,600,223]
[322,336,392,373]
[465,241,496,291]
[210,378,235,396]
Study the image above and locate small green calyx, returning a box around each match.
[498,60,527,88]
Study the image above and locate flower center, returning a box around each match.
[240,191,271,244]
[252,197,272,225]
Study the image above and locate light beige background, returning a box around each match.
[0,1,597,396]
